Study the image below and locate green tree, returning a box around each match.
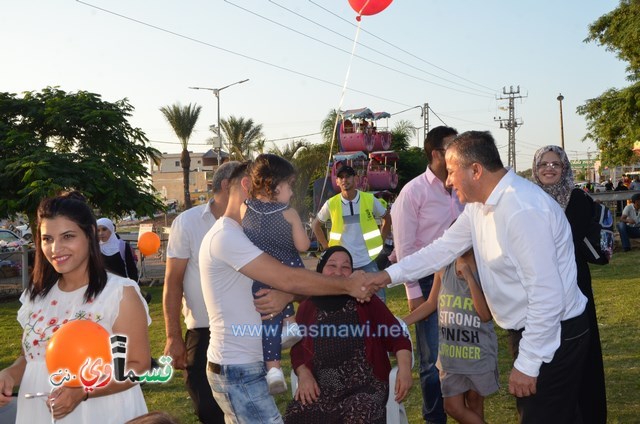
[390,119,416,151]
[397,147,428,191]
[0,87,163,231]
[220,115,264,161]
[578,0,640,167]
[288,143,332,217]
[159,102,202,210]
[320,109,341,154]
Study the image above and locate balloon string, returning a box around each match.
[318,17,364,209]
[356,0,372,17]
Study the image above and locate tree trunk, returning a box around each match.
[181,149,192,210]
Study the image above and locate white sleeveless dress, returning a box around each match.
[16,273,150,423]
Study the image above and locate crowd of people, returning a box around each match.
[0,128,616,423]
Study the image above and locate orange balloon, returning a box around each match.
[138,231,160,256]
[45,320,112,387]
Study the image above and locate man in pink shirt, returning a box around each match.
[391,126,462,423]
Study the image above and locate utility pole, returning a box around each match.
[557,93,565,150]
[423,102,429,136]
[494,86,525,171]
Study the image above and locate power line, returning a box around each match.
[307,0,498,94]
[224,0,493,99]
[75,0,413,107]
[263,0,495,97]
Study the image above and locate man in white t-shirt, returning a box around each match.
[162,161,240,424]
[199,161,375,423]
[617,192,640,251]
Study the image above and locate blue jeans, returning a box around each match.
[415,275,446,423]
[206,362,283,424]
[616,222,640,250]
[355,260,386,303]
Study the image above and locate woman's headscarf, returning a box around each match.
[312,246,354,311]
[97,217,120,256]
[532,145,574,210]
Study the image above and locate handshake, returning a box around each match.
[347,270,391,302]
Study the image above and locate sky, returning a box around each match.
[1,0,629,172]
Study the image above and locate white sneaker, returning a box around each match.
[266,367,287,395]
[281,322,303,350]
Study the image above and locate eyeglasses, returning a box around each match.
[537,161,563,170]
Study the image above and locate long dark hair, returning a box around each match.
[29,191,108,302]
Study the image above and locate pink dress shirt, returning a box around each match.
[390,167,463,299]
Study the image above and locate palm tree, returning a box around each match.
[220,115,264,161]
[320,109,341,153]
[391,119,416,151]
[160,102,202,209]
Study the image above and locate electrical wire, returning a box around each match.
[75,0,413,107]
[266,0,495,97]
[224,0,493,99]
[307,0,498,94]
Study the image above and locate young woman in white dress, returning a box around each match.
[0,191,151,423]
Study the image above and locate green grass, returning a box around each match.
[2,252,639,423]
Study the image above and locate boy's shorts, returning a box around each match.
[439,368,500,398]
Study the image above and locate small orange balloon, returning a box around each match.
[138,231,160,256]
[45,320,112,387]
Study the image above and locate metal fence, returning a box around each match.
[0,245,32,298]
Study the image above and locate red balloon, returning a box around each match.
[138,231,161,256]
[348,0,393,16]
[46,320,112,387]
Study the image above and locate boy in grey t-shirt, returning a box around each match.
[403,250,498,423]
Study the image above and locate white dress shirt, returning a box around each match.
[386,169,587,377]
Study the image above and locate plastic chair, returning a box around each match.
[289,316,413,424]
[386,317,413,424]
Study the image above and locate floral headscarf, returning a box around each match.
[532,145,574,210]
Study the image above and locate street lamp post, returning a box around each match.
[557,93,565,150]
[189,79,249,166]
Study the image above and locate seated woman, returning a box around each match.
[284,246,412,424]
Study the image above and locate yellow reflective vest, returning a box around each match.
[327,192,384,260]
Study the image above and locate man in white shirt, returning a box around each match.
[616,192,640,251]
[200,162,375,423]
[368,131,588,423]
[162,161,240,424]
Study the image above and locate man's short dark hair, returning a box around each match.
[424,126,458,158]
[228,161,251,185]
[212,161,241,194]
[449,131,504,171]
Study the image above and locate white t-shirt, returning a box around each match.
[621,203,640,227]
[166,201,216,329]
[199,217,263,365]
[317,191,387,268]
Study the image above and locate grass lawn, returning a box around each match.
[1,251,639,422]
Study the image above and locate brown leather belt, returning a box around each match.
[207,361,222,374]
